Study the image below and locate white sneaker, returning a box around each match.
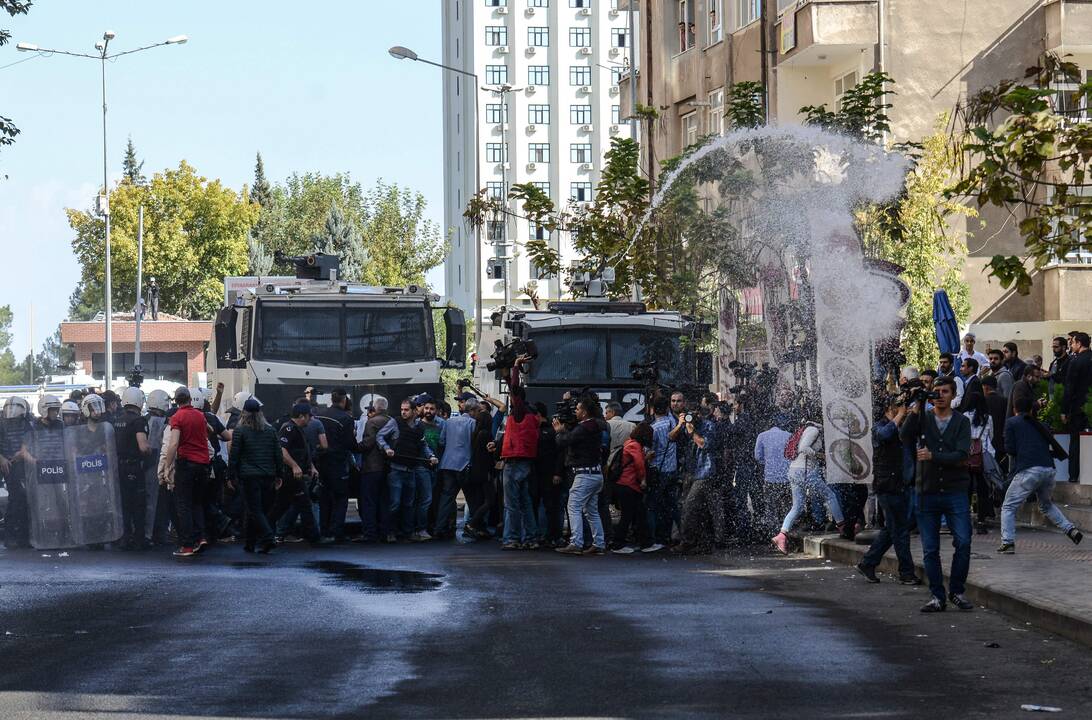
[611,546,636,555]
[412,531,433,542]
[641,543,665,554]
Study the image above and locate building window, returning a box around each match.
[528,65,551,85]
[834,70,858,112]
[485,103,509,124]
[571,182,594,202]
[485,25,508,46]
[569,27,591,47]
[530,221,550,241]
[570,143,593,163]
[528,26,550,46]
[682,112,699,147]
[734,0,760,30]
[677,0,695,52]
[91,352,187,383]
[486,0,507,5]
[570,104,592,124]
[486,143,508,162]
[487,221,506,243]
[529,0,549,6]
[528,143,551,163]
[612,104,622,124]
[611,28,630,48]
[708,88,724,136]
[709,0,723,44]
[570,0,590,6]
[486,181,507,199]
[570,65,592,86]
[528,104,551,124]
[1052,69,1090,123]
[611,67,624,86]
[485,64,509,85]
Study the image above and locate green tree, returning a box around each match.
[33,328,74,377]
[858,121,973,369]
[724,81,765,130]
[358,180,445,287]
[0,304,21,384]
[67,160,259,321]
[314,199,367,281]
[948,54,1092,295]
[122,136,146,185]
[0,0,32,173]
[247,152,276,274]
[801,71,893,143]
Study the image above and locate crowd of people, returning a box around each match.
[1,330,1090,612]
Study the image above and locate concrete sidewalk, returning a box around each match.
[803,525,1092,648]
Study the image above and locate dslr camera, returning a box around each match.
[897,378,940,406]
[487,338,538,372]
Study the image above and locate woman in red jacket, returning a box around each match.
[611,423,662,554]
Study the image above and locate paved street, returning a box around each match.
[1,541,1090,719]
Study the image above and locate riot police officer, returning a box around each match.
[1,398,35,549]
[60,400,82,427]
[115,387,151,549]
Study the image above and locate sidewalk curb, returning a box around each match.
[803,534,1092,649]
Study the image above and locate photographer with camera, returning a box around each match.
[676,405,724,554]
[899,376,974,613]
[498,356,541,550]
[856,396,918,584]
[554,396,610,555]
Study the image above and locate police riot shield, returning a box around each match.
[64,422,124,546]
[143,414,166,539]
[24,422,75,549]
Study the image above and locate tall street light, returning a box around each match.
[388,45,483,345]
[18,31,187,390]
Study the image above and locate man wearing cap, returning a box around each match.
[958,333,989,373]
[272,402,323,544]
[159,387,211,557]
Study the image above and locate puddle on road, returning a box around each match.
[305,560,444,594]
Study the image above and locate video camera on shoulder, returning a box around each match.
[630,360,659,384]
[487,338,538,372]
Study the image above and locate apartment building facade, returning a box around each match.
[622,0,1092,358]
[443,0,637,317]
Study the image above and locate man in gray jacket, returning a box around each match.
[357,397,396,542]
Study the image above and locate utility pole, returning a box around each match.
[485,83,523,308]
[134,205,144,372]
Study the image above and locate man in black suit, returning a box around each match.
[1062,332,1092,483]
[960,357,983,408]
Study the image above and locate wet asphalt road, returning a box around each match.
[1,540,1090,720]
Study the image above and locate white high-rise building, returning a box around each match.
[442,0,636,318]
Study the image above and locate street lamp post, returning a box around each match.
[18,32,187,391]
[388,45,483,345]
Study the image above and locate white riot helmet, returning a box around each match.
[81,394,106,420]
[37,394,62,417]
[121,386,146,409]
[3,397,30,419]
[232,390,252,412]
[61,400,81,417]
[146,389,170,413]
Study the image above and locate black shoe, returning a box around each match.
[975,526,989,535]
[257,542,276,555]
[1067,528,1083,545]
[920,597,946,613]
[899,574,923,586]
[997,542,1015,554]
[855,562,880,583]
[948,592,974,611]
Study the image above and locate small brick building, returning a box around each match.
[60,313,213,385]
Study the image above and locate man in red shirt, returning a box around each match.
[499,356,540,549]
[158,387,211,557]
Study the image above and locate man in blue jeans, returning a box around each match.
[998,395,1083,553]
[857,399,920,584]
[900,376,974,613]
[378,399,438,542]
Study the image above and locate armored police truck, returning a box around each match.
[208,253,465,417]
[475,297,710,422]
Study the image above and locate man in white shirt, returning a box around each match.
[958,333,989,374]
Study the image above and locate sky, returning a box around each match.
[0,0,445,359]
